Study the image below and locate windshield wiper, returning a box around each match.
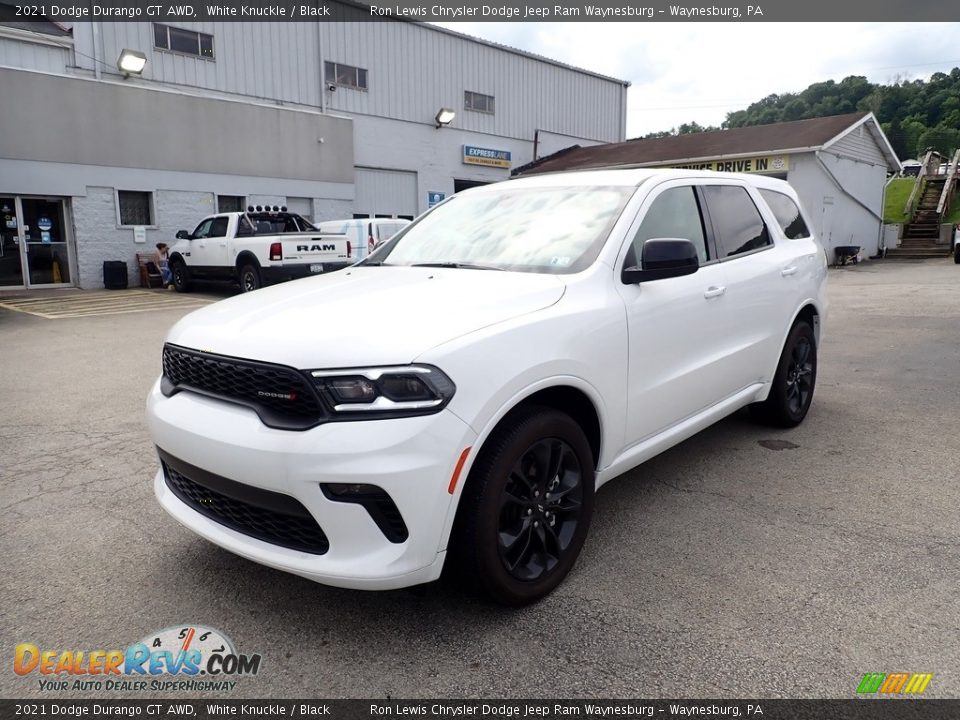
[410,262,504,271]
[361,260,394,266]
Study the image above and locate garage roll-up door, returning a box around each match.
[354,167,417,219]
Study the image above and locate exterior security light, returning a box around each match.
[117,49,147,77]
[435,108,456,128]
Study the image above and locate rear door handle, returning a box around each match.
[781,266,798,277]
[703,286,726,299]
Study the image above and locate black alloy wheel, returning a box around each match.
[240,263,262,293]
[749,320,818,428]
[785,336,814,417]
[448,406,595,606]
[171,260,191,293]
[498,438,584,581]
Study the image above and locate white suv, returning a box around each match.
[148,169,827,605]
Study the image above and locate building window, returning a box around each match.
[325,61,367,90]
[464,91,495,114]
[217,195,245,213]
[153,24,214,59]
[117,191,154,226]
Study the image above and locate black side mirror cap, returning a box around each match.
[175,230,191,240]
[622,238,700,284]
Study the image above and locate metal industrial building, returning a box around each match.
[515,112,900,261]
[0,12,628,289]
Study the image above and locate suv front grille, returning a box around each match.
[160,449,329,555]
[162,344,325,429]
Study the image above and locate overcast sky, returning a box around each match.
[434,22,960,139]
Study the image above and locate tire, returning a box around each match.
[953,244,960,264]
[239,263,262,293]
[750,321,818,428]
[170,259,192,293]
[448,406,595,606]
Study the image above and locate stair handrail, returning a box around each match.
[936,148,960,217]
[903,149,935,217]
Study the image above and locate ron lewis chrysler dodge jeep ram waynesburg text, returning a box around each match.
[147,169,827,605]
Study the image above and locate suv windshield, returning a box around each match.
[369,185,635,274]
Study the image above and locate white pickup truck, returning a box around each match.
[169,207,353,293]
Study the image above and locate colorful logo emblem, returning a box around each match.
[14,625,261,692]
[856,673,933,695]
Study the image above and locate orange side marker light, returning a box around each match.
[447,447,472,495]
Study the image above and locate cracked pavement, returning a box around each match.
[2,259,959,699]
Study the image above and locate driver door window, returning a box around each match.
[627,186,709,266]
[192,219,213,239]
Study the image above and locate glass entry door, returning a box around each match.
[0,197,24,287]
[20,198,72,286]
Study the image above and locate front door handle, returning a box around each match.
[781,266,798,277]
[703,286,726,299]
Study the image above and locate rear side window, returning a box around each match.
[703,186,771,258]
[759,189,811,239]
[208,217,229,238]
[628,186,709,265]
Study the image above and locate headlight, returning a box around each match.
[310,365,455,417]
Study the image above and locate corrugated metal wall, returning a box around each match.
[64,20,625,144]
[354,167,418,217]
[0,32,72,74]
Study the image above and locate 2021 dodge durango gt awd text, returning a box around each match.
[147,169,827,605]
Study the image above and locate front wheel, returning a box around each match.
[239,263,262,293]
[170,260,192,293]
[448,407,595,606]
[750,321,818,428]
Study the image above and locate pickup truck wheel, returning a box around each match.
[953,244,960,264]
[170,260,191,293]
[448,407,594,606]
[239,263,262,293]
[750,321,817,428]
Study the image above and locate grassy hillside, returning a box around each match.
[883,178,915,224]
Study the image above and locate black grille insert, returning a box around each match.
[161,344,325,430]
[159,448,329,555]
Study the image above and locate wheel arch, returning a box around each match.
[439,378,605,550]
[235,251,260,270]
[169,252,188,266]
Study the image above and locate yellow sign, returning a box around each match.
[659,155,790,174]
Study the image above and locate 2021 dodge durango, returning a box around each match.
[147,169,827,605]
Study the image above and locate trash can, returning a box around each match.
[103,261,129,289]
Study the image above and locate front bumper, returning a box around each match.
[147,379,476,590]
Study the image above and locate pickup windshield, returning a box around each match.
[367,185,635,274]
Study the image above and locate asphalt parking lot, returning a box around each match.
[2,259,959,700]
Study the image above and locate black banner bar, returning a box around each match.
[1,0,959,22]
[2,700,959,720]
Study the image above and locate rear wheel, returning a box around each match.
[239,263,262,293]
[750,321,817,428]
[448,407,594,606]
[170,259,191,293]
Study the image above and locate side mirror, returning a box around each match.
[175,230,191,240]
[621,238,700,284]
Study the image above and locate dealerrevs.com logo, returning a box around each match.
[14,625,262,692]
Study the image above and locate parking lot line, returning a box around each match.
[0,289,215,319]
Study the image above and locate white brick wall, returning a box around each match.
[70,188,356,288]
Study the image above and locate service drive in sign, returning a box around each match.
[463,145,512,169]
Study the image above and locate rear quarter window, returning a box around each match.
[759,189,811,239]
[703,185,772,258]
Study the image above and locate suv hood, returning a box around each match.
[166,267,566,369]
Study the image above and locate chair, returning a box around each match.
[136,253,164,288]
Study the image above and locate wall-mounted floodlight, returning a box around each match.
[117,49,147,78]
[435,108,456,128]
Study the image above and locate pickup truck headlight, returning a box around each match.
[310,365,455,416]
